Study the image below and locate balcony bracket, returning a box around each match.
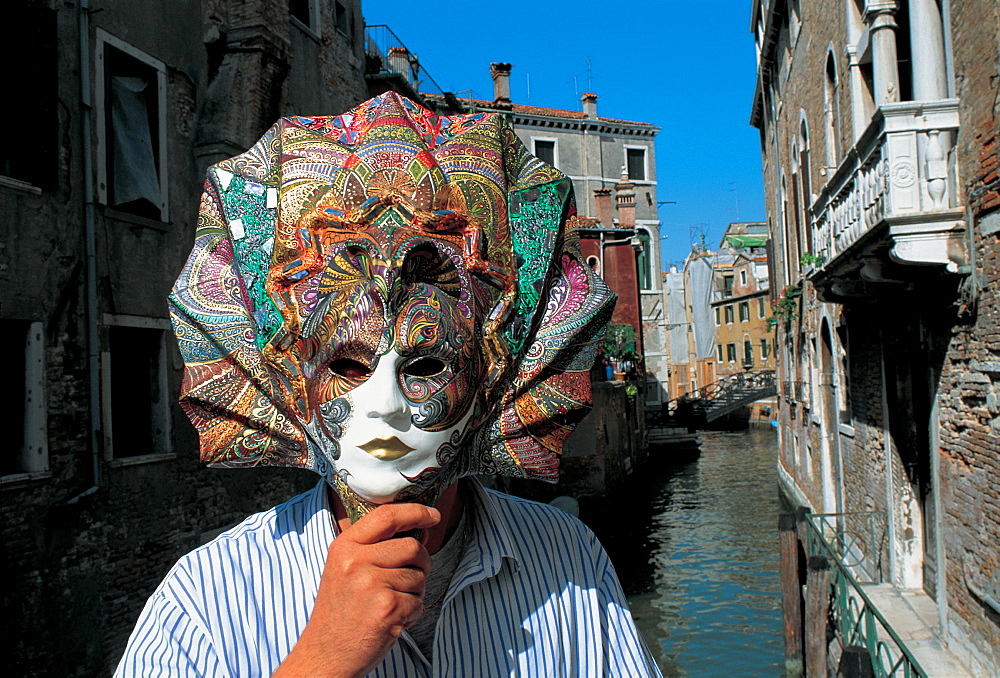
[888,215,967,273]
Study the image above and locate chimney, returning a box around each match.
[388,46,413,84]
[594,189,613,227]
[615,166,636,229]
[581,92,598,117]
[490,62,513,108]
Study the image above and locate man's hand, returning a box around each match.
[273,503,440,678]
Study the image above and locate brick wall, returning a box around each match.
[935,0,1000,672]
[1,2,368,675]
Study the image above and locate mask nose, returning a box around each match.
[364,353,411,429]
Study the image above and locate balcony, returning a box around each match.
[809,100,967,300]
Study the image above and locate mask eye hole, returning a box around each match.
[329,358,371,380]
[402,357,447,378]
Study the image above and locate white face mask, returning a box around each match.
[333,349,474,504]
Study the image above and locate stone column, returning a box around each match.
[865,1,901,105]
[908,0,948,100]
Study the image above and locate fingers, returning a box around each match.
[350,503,441,545]
[367,537,433,575]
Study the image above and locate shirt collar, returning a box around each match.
[445,478,521,603]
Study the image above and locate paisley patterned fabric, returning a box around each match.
[169,92,615,497]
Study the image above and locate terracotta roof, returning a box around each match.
[424,94,655,127]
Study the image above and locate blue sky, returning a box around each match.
[362,0,766,269]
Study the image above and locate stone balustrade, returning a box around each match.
[811,99,963,273]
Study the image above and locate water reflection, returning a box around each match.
[582,429,784,677]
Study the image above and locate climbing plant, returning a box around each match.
[768,284,802,331]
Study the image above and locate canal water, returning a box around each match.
[582,428,785,676]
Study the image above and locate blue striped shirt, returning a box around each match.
[114,480,661,677]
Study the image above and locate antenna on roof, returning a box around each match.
[587,57,593,90]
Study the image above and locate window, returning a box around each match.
[626,147,646,181]
[724,305,734,324]
[717,344,724,362]
[1,320,47,477]
[739,302,750,322]
[740,269,748,286]
[533,139,556,167]
[824,52,840,168]
[636,228,651,289]
[290,0,320,30]
[334,1,349,36]
[714,307,721,326]
[744,340,754,366]
[1,3,57,190]
[103,317,172,460]
[758,297,767,318]
[97,31,168,221]
[726,343,737,363]
[723,275,734,297]
[761,338,770,360]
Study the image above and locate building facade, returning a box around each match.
[1,1,375,674]
[751,0,998,673]
[433,68,669,406]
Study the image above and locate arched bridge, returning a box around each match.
[654,370,778,427]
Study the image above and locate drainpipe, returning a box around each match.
[878,328,895,582]
[68,0,102,504]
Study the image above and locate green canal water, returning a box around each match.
[582,428,785,676]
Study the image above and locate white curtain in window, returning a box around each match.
[110,76,160,208]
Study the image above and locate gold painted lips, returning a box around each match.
[358,436,415,461]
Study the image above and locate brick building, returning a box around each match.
[750,0,998,673]
[0,1,386,674]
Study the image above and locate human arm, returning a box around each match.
[272,502,439,678]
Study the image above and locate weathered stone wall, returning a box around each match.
[756,0,998,671]
[1,1,367,675]
[935,0,1000,671]
[556,381,647,500]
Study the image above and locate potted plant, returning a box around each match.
[603,323,640,380]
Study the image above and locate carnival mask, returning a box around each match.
[170,93,615,521]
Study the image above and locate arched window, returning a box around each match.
[636,228,651,290]
[824,51,840,169]
[798,117,813,256]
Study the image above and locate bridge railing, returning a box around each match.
[650,370,777,427]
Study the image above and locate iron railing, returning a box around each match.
[363,24,447,96]
[653,370,776,426]
[804,513,926,678]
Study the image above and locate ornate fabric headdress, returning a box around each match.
[169,93,615,506]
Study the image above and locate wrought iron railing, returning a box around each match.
[653,370,777,426]
[363,24,446,96]
[803,513,926,678]
[806,512,885,584]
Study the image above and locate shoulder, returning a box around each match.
[477,485,608,572]
[155,482,330,607]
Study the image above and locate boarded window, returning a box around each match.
[626,148,645,180]
[534,140,555,166]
